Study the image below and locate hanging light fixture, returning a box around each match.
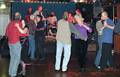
[73,0,87,3]
[0,3,7,9]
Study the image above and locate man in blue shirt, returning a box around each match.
[99,11,115,71]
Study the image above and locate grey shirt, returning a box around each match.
[56,19,71,44]
[96,20,103,35]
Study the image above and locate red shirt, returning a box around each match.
[6,20,28,44]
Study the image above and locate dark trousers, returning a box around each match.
[20,37,29,61]
[75,39,88,68]
[100,43,114,69]
[35,35,45,59]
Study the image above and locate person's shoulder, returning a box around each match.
[106,18,113,22]
[58,19,63,22]
[106,19,115,27]
[74,14,78,19]
[96,20,101,23]
[8,20,16,25]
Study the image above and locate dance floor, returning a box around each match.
[0,42,120,77]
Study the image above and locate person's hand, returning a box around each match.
[104,21,108,27]
[42,17,46,21]
[15,23,19,28]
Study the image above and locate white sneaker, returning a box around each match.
[55,67,60,71]
[62,68,67,72]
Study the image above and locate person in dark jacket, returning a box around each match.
[35,15,46,62]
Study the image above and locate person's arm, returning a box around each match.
[100,25,105,31]
[69,23,86,41]
[36,28,45,31]
[33,10,38,16]
[104,21,114,30]
[49,29,53,35]
[15,23,28,34]
[75,16,91,32]
[82,23,92,33]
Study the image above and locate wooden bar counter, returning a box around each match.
[114,34,120,54]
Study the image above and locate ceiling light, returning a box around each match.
[0,3,6,9]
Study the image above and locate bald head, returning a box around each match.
[102,11,108,16]
[15,12,21,17]
[15,12,21,20]
[63,11,68,20]
[101,11,108,20]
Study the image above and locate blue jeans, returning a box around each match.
[28,35,35,59]
[95,35,102,67]
[55,41,71,71]
[8,42,21,77]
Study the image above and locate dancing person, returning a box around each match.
[35,15,46,62]
[55,12,71,72]
[94,17,104,69]
[6,12,28,77]
[27,15,37,61]
[16,20,29,76]
[74,12,92,72]
[99,11,115,71]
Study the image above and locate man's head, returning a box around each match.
[101,11,108,20]
[14,12,21,21]
[28,7,33,13]
[63,11,68,20]
[38,5,43,12]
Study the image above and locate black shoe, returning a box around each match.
[55,70,60,72]
[40,57,45,61]
[40,57,45,63]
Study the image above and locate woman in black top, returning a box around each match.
[35,15,46,62]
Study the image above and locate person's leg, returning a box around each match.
[107,43,114,67]
[55,41,63,71]
[19,61,26,76]
[28,35,31,56]
[9,42,21,77]
[35,35,41,59]
[39,36,45,61]
[21,37,29,61]
[62,43,71,72]
[75,39,81,67]
[95,36,102,67]
[79,40,88,70]
[30,35,35,60]
[100,43,109,69]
